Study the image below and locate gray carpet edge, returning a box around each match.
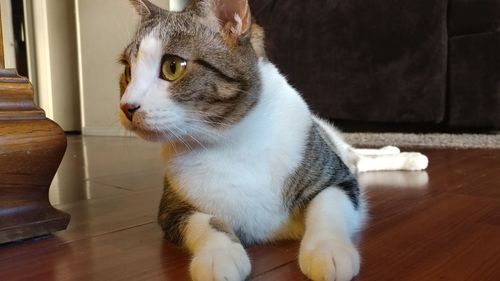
[344,133,500,149]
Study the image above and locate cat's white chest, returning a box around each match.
[166,147,291,243]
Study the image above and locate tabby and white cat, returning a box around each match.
[119,1,428,280]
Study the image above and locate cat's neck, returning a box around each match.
[220,59,311,141]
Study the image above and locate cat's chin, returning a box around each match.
[120,116,162,142]
[132,127,173,143]
[121,116,219,145]
[129,126,195,144]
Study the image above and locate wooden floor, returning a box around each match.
[1,136,500,281]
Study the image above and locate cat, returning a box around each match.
[119,1,428,280]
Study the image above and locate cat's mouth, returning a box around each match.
[120,112,159,139]
[121,114,188,143]
[133,127,168,142]
[120,109,223,145]
[125,122,175,142]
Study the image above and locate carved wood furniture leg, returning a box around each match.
[0,2,70,244]
[0,71,70,244]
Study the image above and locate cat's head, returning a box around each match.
[120,0,265,143]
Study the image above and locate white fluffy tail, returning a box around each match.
[352,146,429,173]
[311,116,429,174]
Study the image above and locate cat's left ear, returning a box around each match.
[130,0,163,18]
[191,0,252,38]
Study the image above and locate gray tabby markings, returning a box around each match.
[283,123,360,211]
[209,217,241,244]
[158,178,196,245]
[159,178,244,246]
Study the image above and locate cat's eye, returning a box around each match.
[160,55,187,82]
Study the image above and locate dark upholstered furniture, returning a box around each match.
[448,0,500,128]
[251,0,500,129]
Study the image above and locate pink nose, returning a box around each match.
[120,103,141,121]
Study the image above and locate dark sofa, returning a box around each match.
[250,0,500,130]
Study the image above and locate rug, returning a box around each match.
[344,133,500,149]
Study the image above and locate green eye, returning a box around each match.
[160,55,187,81]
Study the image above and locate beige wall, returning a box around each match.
[76,0,168,136]
[30,0,81,131]
[1,0,16,68]
[47,0,81,131]
[169,0,188,11]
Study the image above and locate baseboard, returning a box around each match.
[82,126,132,137]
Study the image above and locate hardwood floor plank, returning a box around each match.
[251,261,308,281]
[357,194,499,280]
[402,225,500,281]
[49,180,133,205]
[248,240,300,278]
[61,136,163,182]
[89,170,165,192]
[57,189,162,241]
[479,206,500,227]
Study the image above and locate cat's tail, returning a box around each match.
[312,115,429,173]
[350,146,429,173]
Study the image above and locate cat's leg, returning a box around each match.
[159,190,250,281]
[185,213,251,281]
[299,188,362,281]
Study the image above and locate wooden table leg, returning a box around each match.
[0,70,70,244]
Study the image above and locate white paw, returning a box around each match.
[380,146,401,154]
[402,152,429,170]
[190,243,251,281]
[299,238,360,281]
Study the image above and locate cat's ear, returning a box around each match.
[190,0,252,38]
[130,0,162,18]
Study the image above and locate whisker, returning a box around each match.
[181,123,221,138]
[181,116,232,129]
[188,134,208,151]
[171,124,194,152]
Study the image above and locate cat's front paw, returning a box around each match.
[190,243,251,281]
[299,238,360,281]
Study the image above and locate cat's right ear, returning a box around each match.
[129,0,162,18]
[189,0,252,40]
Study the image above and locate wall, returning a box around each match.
[76,0,168,136]
[1,0,16,68]
[169,0,189,11]
[23,0,38,103]
[30,0,81,131]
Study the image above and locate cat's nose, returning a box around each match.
[120,103,141,121]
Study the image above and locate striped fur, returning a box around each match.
[284,123,360,212]
[157,178,195,245]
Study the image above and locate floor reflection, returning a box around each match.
[49,135,163,206]
[160,240,191,281]
[49,137,88,205]
[358,171,429,189]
